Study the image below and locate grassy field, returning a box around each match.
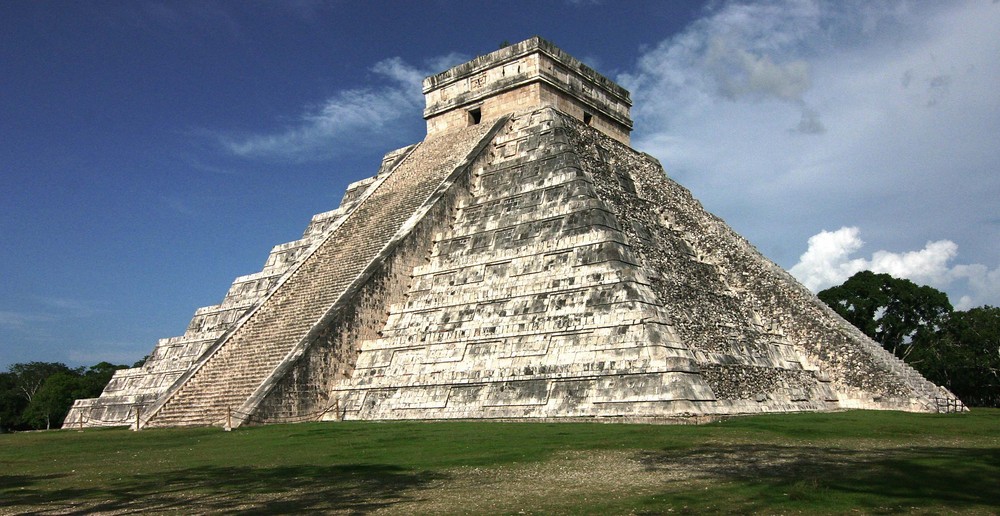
[1,410,998,514]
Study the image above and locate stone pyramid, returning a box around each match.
[66,37,962,430]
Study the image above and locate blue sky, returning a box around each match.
[2,1,998,370]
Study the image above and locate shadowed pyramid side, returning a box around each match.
[566,112,956,414]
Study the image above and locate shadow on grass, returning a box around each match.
[2,463,444,514]
[637,444,1000,512]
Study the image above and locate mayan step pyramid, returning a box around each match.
[65,37,962,430]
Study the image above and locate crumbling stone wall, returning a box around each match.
[332,107,952,421]
[249,161,472,423]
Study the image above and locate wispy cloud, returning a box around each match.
[161,195,199,217]
[33,297,104,318]
[620,0,827,135]
[0,297,101,336]
[0,310,53,330]
[218,53,467,162]
[180,154,240,176]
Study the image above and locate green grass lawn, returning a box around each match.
[2,410,998,514]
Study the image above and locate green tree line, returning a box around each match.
[819,270,1000,407]
[0,361,131,431]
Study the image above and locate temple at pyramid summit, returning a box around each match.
[65,37,963,430]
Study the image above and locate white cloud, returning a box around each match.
[220,53,467,162]
[788,227,868,291]
[33,297,103,318]
[790,226,1000,310]
[620,0,828,136]
[622,0,1000,308]
[868,240,958,284]
[949,264,1000,310]
[221,82,416,161]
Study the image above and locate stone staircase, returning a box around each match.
[64,147,415,428]
[141,119,504,428]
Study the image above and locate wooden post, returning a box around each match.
[225,406,232,431]
[134,405,141,431]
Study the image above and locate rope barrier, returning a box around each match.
[228,399,341,426]
[64,396,345,431]
[70,408,140,429]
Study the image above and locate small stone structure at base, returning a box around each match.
[65,37,963,430]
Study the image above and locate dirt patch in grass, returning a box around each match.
[379,443,1000,514]
[379,450,665,514]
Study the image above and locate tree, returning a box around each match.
[8,362,74,406]
[819,272,1000,408]
[21,371,83,430]
[19,362,130,430]
[1,361,128,430]
[912,307,1000,407]
[0,372,26,432]
[818,271,953,360]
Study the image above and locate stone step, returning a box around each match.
[142,121,501,428]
